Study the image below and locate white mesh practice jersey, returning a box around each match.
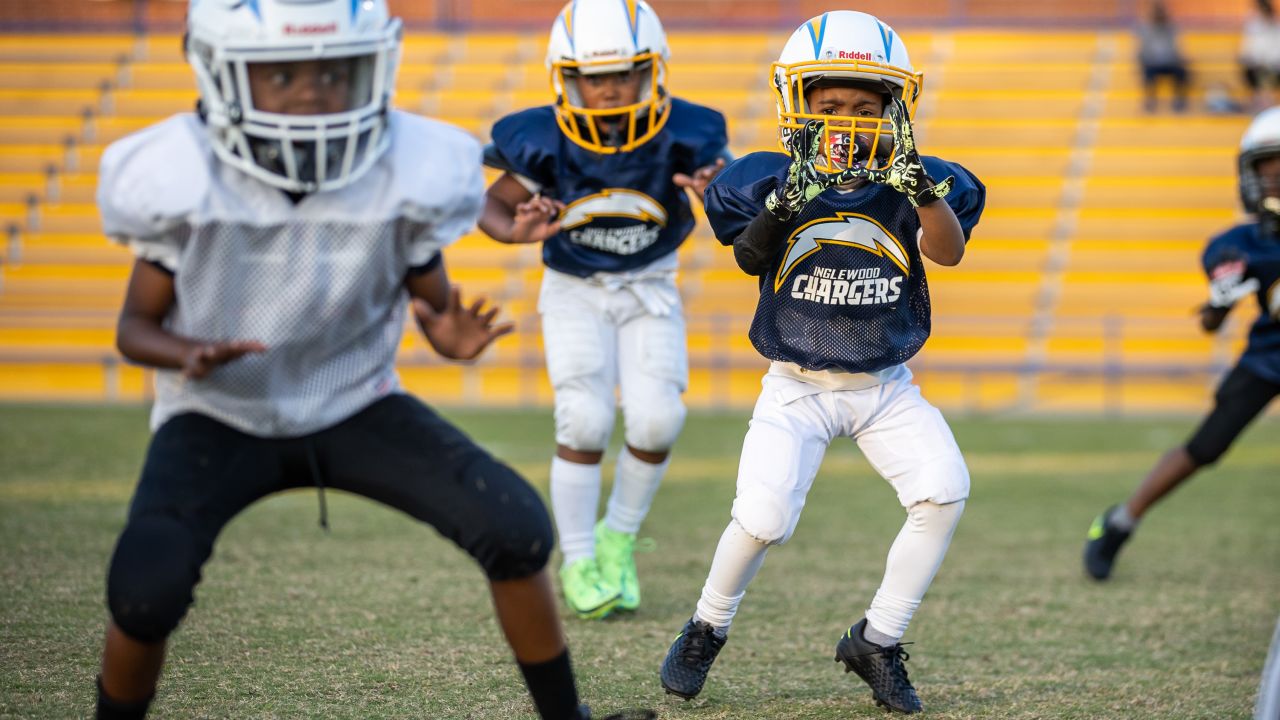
[98,111,484,437]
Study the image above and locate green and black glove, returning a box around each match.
[764,119,862,222]
[859,97,953,208]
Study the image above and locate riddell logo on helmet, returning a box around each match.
[283,22,338,35]
[837,50,876,61]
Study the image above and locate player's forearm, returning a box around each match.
[916,201,966,266]
[733,210,789,276]
[478,196,518,244]
[115,315,198,370]
[1199,305,1229,333]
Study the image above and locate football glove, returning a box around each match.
[1206,257,1260,309]
[857,97,954,208]
[764,119,862,222]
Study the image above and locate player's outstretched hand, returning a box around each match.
[854,97,953,208]
[510,193,566,244]
[765,119,863,221]
[673,157,726,202]
[413,287,515,361]
[182,340,267,379]
[1206,256,1261,309]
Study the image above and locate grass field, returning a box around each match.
[1,404,1277,719]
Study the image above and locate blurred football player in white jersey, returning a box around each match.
[658,12,986,714]
[92,2,636,719]
[1083,107,1280,582]
[478,0,729,619]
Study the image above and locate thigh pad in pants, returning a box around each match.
[542,289,616,452]
[731,388,829,545]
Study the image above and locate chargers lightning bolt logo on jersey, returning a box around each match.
[774,212,910,293]
[560,189,668,229]
[559,189,669,256]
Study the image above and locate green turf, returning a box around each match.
[1,404,1277,719]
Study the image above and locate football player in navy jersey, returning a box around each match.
[1084,107,1280,582]
[479,0,729,620]
[658,12,985,715]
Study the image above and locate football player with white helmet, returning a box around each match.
[478,0,730,620]
[659,12,986,714]
[93,2,618,719]
[1084,107,1280,582]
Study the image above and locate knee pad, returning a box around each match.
[731,487,795,545]
[106,515,204,643]
[906,499,966,535]
[457,457,555,581]
[897,454,971,508]
[623,397,687,453]
[553,384,614,452]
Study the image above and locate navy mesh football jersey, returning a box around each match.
[487,97,728,277]
[1203,223,1280,383]
[706,151,985,374]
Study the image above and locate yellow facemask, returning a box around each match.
[771,58,923,173]
[550,52,671,154]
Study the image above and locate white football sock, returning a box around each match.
[550,456,602,566]
[1109,504,1138,532]
[604,447,668,534]
[693,519,770,633]
[865,500,965,642]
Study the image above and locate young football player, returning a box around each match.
[1083,106,1280,581]
[658,11,985,715]
[478,0,729,620]
[92,2,629,719]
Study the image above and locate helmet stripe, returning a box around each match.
[806,13,828,58]
[349,0,359,19]
[620,0,640,43]
[877,21,895,60]
[243,0,261,19]
[562,1,576,52]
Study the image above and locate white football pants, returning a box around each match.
[538,266,689,454]
[539,265,689,563]
[696,364,968,638]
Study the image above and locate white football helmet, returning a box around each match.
[772,11,922,173]
[545,0,670,154]
[186,0,402,193]
[1240,106,1280,233]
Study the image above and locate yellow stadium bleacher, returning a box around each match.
[0,89,98,117]
[0,35,134,63]
[0,28,1267,413]
[0,117,85,145]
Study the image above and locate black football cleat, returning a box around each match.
[835,618,923,714]
[659,618,727,700]
[1083,505,1133,581]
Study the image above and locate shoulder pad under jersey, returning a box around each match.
[387,111,484,223]
[97,114,212,242]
